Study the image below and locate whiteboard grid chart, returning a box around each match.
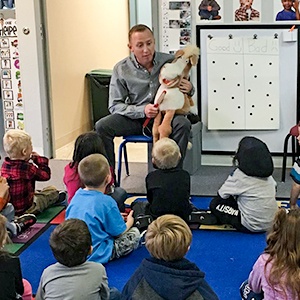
[207,35,279,130]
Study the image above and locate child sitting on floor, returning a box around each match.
[198,0,221,20]
[122,214,219,300]
[0,214,33,300]
[1,129,66,216]
[208,136,278,232]
[131,138,193,225]
[36,218,121,300]
[66,153,140,264]
[240,208,300,299]
[0,175,36,237]
[63,131,127,211]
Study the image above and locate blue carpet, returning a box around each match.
[19,197,274,299]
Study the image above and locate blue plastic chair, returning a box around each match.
[117,135,153,186]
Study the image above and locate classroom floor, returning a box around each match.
[55,137,148,163]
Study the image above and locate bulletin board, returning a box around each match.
[197,24,299,153]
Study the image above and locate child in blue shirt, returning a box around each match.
[66,153,140,264]
[276,0,300,21]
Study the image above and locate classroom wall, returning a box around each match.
[44,0,130,150]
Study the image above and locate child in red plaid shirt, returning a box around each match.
[1,129,66,216]
[235,0,260,21]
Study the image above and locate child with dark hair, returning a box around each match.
[36,218,121,300]
[276,0,300,21]
[208,136,278,232]
[0,214,33,300]
[240,208,300,299]
[66,154,140,264]
[64,131,127,211]
[198,0,221,20]
[122,214,219,300]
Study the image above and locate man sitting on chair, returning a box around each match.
[95,24,193,171]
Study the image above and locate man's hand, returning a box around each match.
[145,104,159,118]
[179,78,192,94]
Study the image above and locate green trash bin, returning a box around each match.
[85,69,113,125]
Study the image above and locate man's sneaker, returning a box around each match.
[15,214,37,234]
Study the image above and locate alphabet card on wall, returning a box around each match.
[207,33,279,130]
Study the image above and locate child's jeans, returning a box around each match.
[110,227,140,260]
[25,186,60,215]
[1,203,17,236]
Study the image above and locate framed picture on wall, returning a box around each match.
[274,0,300,22]
[233,0,262,23]
[194,0,224,24]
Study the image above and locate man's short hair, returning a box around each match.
[50,218,92,267]
[152,138,181,169]
[146,214,192,261]
[3,129,31,158]
[128,24,153,42]
[78,153,110,188]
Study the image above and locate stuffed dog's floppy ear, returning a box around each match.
[175,49,184,58]
[190,54,199,66]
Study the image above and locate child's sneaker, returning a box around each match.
[188,211,218,225]
[15,214,37,234]
[56,191,68,206]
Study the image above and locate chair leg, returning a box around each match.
[117,140,127,187]
[281,134,291,182]
[123,143,130,176]
[292,136,296,164]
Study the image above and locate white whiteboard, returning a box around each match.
[207,34,279,130]
[198,27,298,153]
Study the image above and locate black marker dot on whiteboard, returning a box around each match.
[212,61,215,64]
[223,78,226,80]
[250,64,253,67]
[238,106,241,109]
[269,104,272,107]
[237,83,240,87]
[254,75,257,78]
[215,108,218,111]
[269,62,272,65]
[266,94,269,97]
[235,62,238,65]
[231,96,234,99]
[248,89,251,92]
[214,90,217,93]
[269,82,272,85]
[250,113,253,116]
[232,121,235,124]
[271,118,273,121]
[252,105,255,108]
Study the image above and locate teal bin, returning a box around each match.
[85,69,112,125]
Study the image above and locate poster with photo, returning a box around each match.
[273,0,300,22]
[161,0,192,53]
[233,0,262,23]
[0,18,24,130]
[194,0,224,24]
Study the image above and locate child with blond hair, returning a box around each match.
[1,129,66,216]
[66,153,140,264]
[240,208,300,299]
[122,214,219,300]
[131,138,192,224]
